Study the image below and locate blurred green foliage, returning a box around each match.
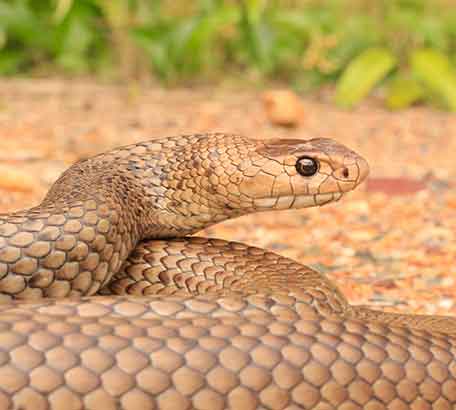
[1,0,456,110]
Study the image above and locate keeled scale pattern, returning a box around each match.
[0,199,130,301]
[0,294,455,410]
[104,237,349,316]
[0,133,367,300]
[1,134,453,408]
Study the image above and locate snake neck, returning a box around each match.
[41,133,369,241]
[40,143,243,242]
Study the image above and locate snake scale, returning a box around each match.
[0,133,455,410]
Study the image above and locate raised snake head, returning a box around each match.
[46,133,369,238]
[137,133,369,236]
[237,136,370,210]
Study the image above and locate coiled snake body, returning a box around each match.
[0,133,455,410]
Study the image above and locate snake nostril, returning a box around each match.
[342,167,349,178]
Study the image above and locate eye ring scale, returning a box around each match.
[295,156,319,177]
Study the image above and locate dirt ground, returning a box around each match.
[0,78,455,316]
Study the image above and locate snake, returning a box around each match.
[0,133,455,410]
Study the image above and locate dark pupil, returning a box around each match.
[296,157,318,176]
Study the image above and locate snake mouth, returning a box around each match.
[253,191,344,210]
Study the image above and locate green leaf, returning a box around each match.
[239,1,275,72]
[56,19,92,71]
[132,4,239,80]
[173,6,239,73]
[271,10,315,34]
[335,47,397,108]
[0,0,54,52]
[386,75,424,110]
[130,25,175,81]
[54,0,74,23]
[0,50,25,74]
[53,0,105,73]
[411,48,456,111]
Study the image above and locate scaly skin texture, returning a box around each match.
[105,237,456,335]
[0,133,366,300]
[1,133,455,409]
[1,268,456,410]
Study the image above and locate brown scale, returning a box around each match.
[103,237,350,318]
[0,133,455,409]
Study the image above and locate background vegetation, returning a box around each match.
[1,0,456,110]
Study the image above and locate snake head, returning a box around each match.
[222,136,370,211]
[136,134,369,236]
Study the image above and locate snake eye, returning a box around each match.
[295,156,319,177]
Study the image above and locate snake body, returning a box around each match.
[0,133,455,410]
